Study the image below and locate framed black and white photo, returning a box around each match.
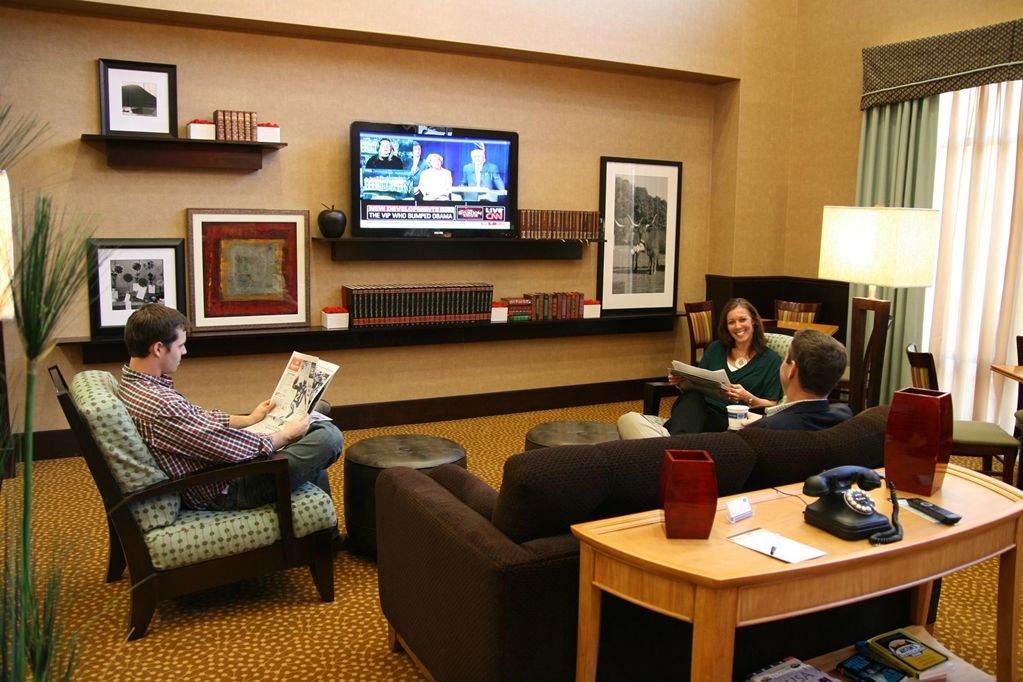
[98,58,177,136]
[186,209,310,331]
[597,157,682,314]
[87,238,186,337]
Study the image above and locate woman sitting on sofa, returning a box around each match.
[622,297,783,435]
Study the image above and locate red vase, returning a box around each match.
[660,449,718,539]
[884,387,953,495]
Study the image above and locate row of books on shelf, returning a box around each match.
[502,292,589,321]
[746,628,953,682]
[340,283,494,327]
[517,209,600,240]
[214,110,259,141]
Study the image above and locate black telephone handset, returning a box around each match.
[803,466,899,542]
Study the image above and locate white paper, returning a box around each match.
[245,351,340,434]
[728,527,825,563]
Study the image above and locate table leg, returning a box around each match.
[575,544,602,682]
[996,524,1021,681]
[691,585,738,681]
[909,580,934,625]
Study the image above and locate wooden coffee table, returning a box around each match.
[572,465,1023,681]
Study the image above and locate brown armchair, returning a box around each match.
[904,345,1019,484]
[50,366,338,639]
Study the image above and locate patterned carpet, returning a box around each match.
[2,400,1013,680]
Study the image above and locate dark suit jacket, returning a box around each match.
[746,400,852,431]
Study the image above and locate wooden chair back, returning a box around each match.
[775,299,821,324]
[848,297,890,414]
[905,343,940,390]
[683,300,715,365]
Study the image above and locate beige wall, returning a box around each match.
[1,1,1020,432]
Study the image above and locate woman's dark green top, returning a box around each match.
[698,340,783,416]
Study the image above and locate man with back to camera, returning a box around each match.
[617,329,850,438]
[460,143,505,200]
[743,328,852,430]
[118,303,344,513]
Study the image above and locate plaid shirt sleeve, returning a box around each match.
[150,398,274,464]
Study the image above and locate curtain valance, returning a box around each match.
[861,18,1023,109]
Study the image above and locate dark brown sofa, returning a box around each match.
[376,405,923,681]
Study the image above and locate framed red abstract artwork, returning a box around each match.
[186,209,309,330]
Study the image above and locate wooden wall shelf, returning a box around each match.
[80,134,286,171]
[316,237,590,261]
[68,313,674,364]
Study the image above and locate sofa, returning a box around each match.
[376,405,924,682]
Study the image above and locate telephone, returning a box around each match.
[802,466,899,542]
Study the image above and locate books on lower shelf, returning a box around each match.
[746,656,840,681]
[213,109,258,140]
[864,629,952,680]
[341,283,494,327]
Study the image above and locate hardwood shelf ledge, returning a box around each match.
[315,236,593,261]
[65,313,674,364]
[80,133,286,171]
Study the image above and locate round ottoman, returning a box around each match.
[524,420,620,450]
[344,434,467,557]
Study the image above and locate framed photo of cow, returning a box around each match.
[597,157,682,314]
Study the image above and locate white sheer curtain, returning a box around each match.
[925,80,1023,431]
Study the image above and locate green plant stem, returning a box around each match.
[15,360,36,680]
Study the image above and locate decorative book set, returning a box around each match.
[517,209,600,240]
[507,292,589,322]
[213,109,259,141]
[340,283,494,327]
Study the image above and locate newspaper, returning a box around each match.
[669,360,729,398]
[245,351,341,435]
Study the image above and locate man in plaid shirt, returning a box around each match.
[119,304,343,512]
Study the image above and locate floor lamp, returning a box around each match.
[818,206,940,413]
[0,170,12,483]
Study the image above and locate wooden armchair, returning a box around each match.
[904,345,1019,485]
[774,299,821,324]
[50,366,338,639]
[642,300,716,415]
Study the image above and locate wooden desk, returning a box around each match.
[991,364,1023,384]
[572,465,1023,681]
[773,319,840,336]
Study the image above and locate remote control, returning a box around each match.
[907,498,961,525]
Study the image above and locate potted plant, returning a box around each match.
[1,96,92,681]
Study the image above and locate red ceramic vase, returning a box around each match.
[660,449,718,539]
[884,387,953,496]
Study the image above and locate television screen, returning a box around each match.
[350,121,518,239]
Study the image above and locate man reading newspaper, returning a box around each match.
[119,304,343,513]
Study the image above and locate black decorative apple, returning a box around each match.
[318,204,347,239]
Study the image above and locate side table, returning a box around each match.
[572,465,1023,681]
[344,434,466,557]
[524,420,619,450]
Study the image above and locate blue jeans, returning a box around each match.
[217,421,344,510]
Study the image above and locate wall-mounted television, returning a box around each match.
[350,120,518,239]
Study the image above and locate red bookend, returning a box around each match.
[660,449,718,539]
[884,387,953,495]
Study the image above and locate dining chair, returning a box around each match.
[641,300,716,415]
[905,344,1019,485]
[774,299,821,324]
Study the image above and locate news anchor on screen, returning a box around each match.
[461,143,505,201]
[366,138,404,169]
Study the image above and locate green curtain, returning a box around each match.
[852,95,940,403]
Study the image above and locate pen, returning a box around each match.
[769,533,779,556]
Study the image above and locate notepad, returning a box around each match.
[728,527,825,563]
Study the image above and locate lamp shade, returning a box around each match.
[818,206,939,288]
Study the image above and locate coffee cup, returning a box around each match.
[726,404,749,430]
